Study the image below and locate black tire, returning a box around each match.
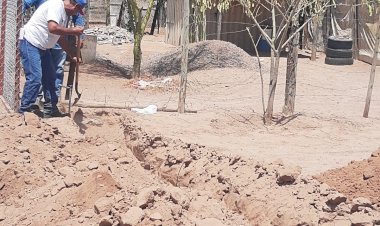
[327,36,353,50]
[325,48,353,58]
[325,57,354,65]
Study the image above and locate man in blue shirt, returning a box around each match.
[22,0,85,117]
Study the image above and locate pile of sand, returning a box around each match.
[143,40,257,77]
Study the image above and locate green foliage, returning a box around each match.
[193,0,232,12]
[363,0,380,16]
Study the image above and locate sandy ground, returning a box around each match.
[1,32,380,225]
[80,34,380,176]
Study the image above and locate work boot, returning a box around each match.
[43,106,69,118]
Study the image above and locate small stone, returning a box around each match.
[51,180,66,196]
[363,171,375,180]
[87,162,99,170]
[82,209,95,219]
[16,146,30,153]
[371,148,380,157]
[108,143,118,151]
[94,197,113,215]
[47,154,58,163]
[276,166,301,185]
[64,176,83,188]
[58,166,74,177]
[119,207,144,226]
[99,216,113,226]
[195,218,226,226]
[326,193,347,209]
[0,182,4,191]
[0,148,7,153]
[136,188,155,209]
[78,217,84,223]
[116,157,130,165]
[24,112,40,126]
[149,212,162,221]
[1,157,10,165]
[351,197,373,212]
[349,212,373,226]
[0,205,6,221]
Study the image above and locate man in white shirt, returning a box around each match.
[19,0,86,118]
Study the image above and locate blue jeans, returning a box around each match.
[51,44,67,98]
[19,39,57,114]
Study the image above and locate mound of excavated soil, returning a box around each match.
[143,40,257,76]
[316,148,380,203]
[1,110,380,226]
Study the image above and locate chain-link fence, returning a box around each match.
[0,0,22,111]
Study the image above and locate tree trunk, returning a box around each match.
[264,51,280,124]
[311,17,318,61]
[178,0,190,113]
[283,23,299,116]
[363,11,380,118]
[132,32,142,78]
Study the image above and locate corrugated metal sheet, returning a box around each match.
[166,1,275,53]
[166,0,183,46]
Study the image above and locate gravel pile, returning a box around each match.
[143,40,258,77]
[84,26,134,45]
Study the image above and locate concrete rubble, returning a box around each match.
[84,26,134,45]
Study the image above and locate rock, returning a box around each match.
[116,157,130,165]
[0,148,6,153]
[0,182,4,191]
[58,166,74,177]
[16,146,30,153]
[107,143,118,151]
[149,212,162,221]
[94,197,113,215]
[1,157,10,165]
[87,162,99,170]
[51,180,66,196]
[222,193,240,212]
[363,170,375,180]
[371,148,380,157]
[99,216,113,226]
[24,112,40,126]
[82,209,95,219]
[119,207,144,226]
[326,193,347,209]
[168,187,186,205]
[136,188,155,209]
[77,217,84,223]
[0,205,6,221]
[64,176,83,188]
[351,197,373,212]
[276,166,301,185]
[349,212,373,226]
[195,218,226,226]
[47,154,58,163]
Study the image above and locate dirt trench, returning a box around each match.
[1,110,380,226]
[122,116,380,225]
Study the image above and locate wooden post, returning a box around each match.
[363,11,380,118]
[311,17,318,61]
[178,0,190,113]
[216,10,222,40]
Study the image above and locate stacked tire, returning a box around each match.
[325,36,354,65]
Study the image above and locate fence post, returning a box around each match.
[178,0,189,113]
[14,0,22,110]
[0,0,7,96]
